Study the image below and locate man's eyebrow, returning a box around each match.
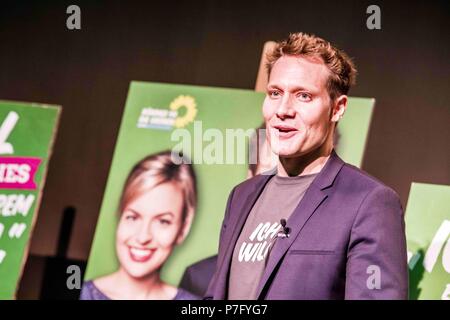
[267,84,314,91]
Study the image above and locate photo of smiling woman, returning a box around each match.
[80,150,200,300]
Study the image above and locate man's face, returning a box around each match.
[263,55,336,158]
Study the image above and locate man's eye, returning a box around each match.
[269,91,281,98]
[298,93,312,101]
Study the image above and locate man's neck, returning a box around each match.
[277,144,333,177]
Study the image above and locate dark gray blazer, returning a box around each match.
[205,151,408,300]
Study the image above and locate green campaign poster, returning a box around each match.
[333,97,374,168]
[406,183,450,300]
[0,100,61,299]
[84,81,374,297]
[85,82,265,288]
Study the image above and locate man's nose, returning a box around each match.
[276,95,295,119]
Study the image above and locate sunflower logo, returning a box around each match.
[169,95,198,128]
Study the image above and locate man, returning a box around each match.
[179,123,277,297]
[205,32,408,300]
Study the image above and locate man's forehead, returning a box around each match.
[269,55,330,88]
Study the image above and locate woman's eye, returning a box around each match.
[125,215,137,221]
[159,219,172,225]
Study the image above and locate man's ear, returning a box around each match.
[176,207,194,245]
[331,95,348,123]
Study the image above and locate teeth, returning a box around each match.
[130,247,152,257]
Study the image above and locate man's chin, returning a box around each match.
[273,146,301,158]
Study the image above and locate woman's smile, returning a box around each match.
[128,246,157,263]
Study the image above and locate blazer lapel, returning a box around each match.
[255,150,345,299]
[213,173,274,299]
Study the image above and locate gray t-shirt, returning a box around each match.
[228,173,317,300]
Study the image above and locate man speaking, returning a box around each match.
[205,32,408,300]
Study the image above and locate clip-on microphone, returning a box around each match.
[277,218,290,238]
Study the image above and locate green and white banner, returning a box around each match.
[84,81,375,292]
[85,82,265,286]
[406,182,450,300]
[0,100,60,299]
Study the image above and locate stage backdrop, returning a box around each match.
[84,81,374,289]
[406,182,450,300]
[0,101,60,299]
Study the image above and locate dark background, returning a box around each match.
[0,0,448,298]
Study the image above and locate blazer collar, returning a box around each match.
[214,149,345,299]
[311,149,345,191]
[255,149,345,298]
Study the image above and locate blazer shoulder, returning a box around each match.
[227,174,273,203]
[339,163,400,198]
[233,173,270,194]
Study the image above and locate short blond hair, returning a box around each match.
[119,150,197,221]
[266,32,357,100]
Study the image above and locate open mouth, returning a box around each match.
[272,124,298,138]
[128,246,156,263]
